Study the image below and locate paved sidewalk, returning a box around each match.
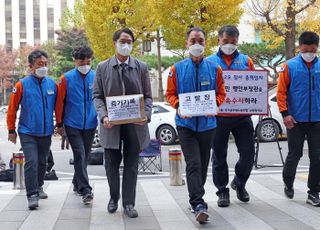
[0,173,319,230]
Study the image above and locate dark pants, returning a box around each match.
[104,125,140,207]
[177,126,216,209]
[61,135,69,149]
[46,150,54,172]
[19,133,51,197]
[65,125,95,195]
[212,116,255,195]
[283,122,320,193]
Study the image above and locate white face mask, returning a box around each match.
[77,65,91,75]
[116,42,132,56]
[301,52,317,62]
[189,44,205,57]
[220,44,237,55]
[35,67,48,78]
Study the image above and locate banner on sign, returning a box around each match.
[219,70,268,115]
[178,90,217,117]
[106,94,145,125]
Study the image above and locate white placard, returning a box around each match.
[106,94,143,122]
[178,90,217,117]
[219,70,268,115]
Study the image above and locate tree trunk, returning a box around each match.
[156,29,163,102]
[285,0,296,60]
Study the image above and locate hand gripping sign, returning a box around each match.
[106,94,146,125]
[178,90,217,117]
[220,70,268,115]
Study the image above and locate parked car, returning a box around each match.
[0,105,8,113]
[92,102,178,148]
[251,86,286,142]
[149,102,177,145]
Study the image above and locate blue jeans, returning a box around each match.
[19,133,51,197]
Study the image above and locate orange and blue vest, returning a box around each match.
[286,54,320,122]
[19,75,56,136]
[63,68,97,129]
[174,58,218,132]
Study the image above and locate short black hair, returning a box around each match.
[28,49,48,65]
[299,31,319,46]
[72,45,93,60]
[186,26,206,39]
[113,28,135,42]
[218,25,240,38]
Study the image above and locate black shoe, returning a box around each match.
[306,192,320,206]
[217,192,230,207]
[82,192,94,205]
[123,204,138,218]
[107,198,118,213]
[284,184,294,199]
[73,185,81,196]
[194,204,209,224]
[231,180,250,202]
[28,194,39,210]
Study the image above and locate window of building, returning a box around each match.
[33,0,40,44]
[19,0,27,39]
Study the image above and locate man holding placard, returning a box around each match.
[206,25,256,208]
[277,31,320,206]
[93,28,152,218]
[167,27,226,224]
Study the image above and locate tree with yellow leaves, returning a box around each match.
[249,0,318,60]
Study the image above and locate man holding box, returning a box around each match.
[93,28,152,218]
[167,26,226,224]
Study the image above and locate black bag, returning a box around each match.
[44,169,58,180]
[88,148,104,165]
[0,169,14,182]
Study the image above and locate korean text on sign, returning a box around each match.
[178,90,217,117]
[220,70,268,115]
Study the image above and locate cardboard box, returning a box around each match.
[106,94,146,125]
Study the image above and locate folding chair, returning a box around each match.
[138,139,162,174]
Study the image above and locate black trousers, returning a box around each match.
[65,125,96,195]
[283,122,320,193]
[104,124,140,207]
[212,116,255,195]
[177,126,216,209]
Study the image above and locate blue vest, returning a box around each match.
[63,68,97,129]
[286,54,320,122]
[18,75,56,136]
[206,50,249,70]
[174,58,218,132]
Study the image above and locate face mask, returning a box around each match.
[301,52,317,62]
[77,65,91,75]
[35,67,48,78]
[220,44,237,55]
[189,44,205,57]
[116,42,132,56]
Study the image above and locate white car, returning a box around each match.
[0,105,8,113]
[149,102,177,145]
[251,86,286,142]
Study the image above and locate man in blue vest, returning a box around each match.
[167,27,226,224]
[206,25,255,207]
[277,31,320,206]
[56,45,97,205]
[7,49,57,210]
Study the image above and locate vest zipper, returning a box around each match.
[39,82,46,135]
[83,79,87,130]
[196,64,199,132]
[308,68,312,122]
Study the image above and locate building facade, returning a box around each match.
[0,0,75,49]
